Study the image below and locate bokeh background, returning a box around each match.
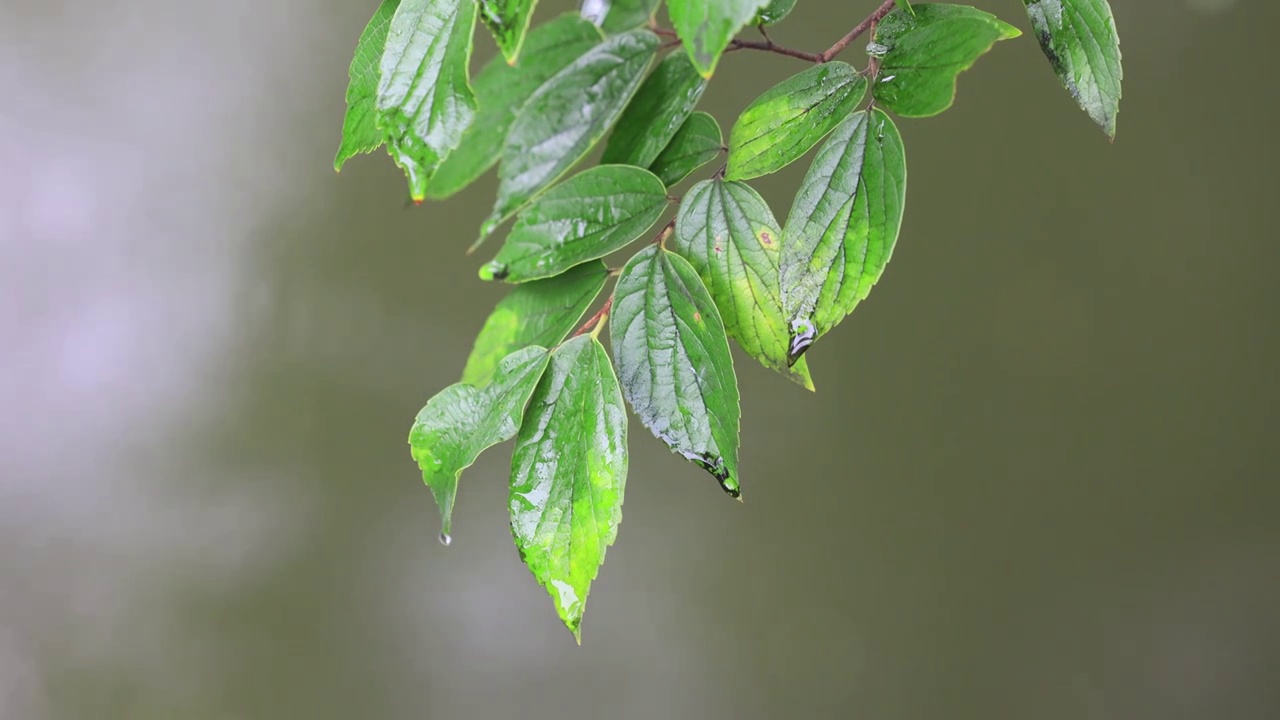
[2,0,1276,718]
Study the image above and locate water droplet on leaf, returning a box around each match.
[439,532,452,547]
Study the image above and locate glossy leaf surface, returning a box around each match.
[610,246,742,496]
[581,0,659,33]
[871,3,1020,118]
[410,347,551,536]
[1023,0,1122,138]
[510,336,628,640]
[755,0,797,25]
[649,112,723,188]
[335,0,400,171]
[668,0,768,78]
[780,109,906,362]
[602,52,708,169]
[476,0,540,64]
[674,179,813,389]
[462,262,609,386]
[482,165,667,282]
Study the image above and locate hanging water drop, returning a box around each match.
[439,532,452,547]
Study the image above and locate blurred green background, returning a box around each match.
[2,0,1276,718]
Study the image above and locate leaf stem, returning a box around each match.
[572,295,613,339]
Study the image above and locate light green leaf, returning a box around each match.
[426,14,604,200]
[602,52,708,169]
[481,165,668,282]
[895,0,915,16]
[754,0,797,26]
[649,112,723,187]
[668,0,769,78]
[871,3,1020,118]
[410,346,551,537]
[610,245,742,497]
[581,0,659,33]
[462,262,609,386]
[335,0,401,172]
[510,336,628,641]
[780,109,906,362]
[376,0,479,201]
[477,0,540,64]
[726,61,867,181]
[481,29,660,241]
[1023,0,1122,138]
[674,179,813,390]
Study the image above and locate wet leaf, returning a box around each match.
[510,336,628,641]
[581,0,659,33]
[481,29,659,241]
[668,0,769,78]
[780,109,906,362]
[462,262,609,386]
[649,112,723,187]
[476,0,540,64]
[602,52,708,169]
[481,165,667,282]
[674,179,813,390]
[871,3,1020,118]
[754,0,797,26]
[409,346,551,537]
[426,14,603,200]
[335,0,400,172]
[610,246,742,496]
[895,0,915,16]
[726,61,867,181]
[376,0,479,201]
[1023,0,1122,138]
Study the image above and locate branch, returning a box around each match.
[571,295,613,339]
[819,0,897,63]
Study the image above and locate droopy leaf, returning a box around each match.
[581,0,659,33]
[481,165,667,282]
[376,0,479,201]
[602,52,708,169]
[780,109,906,362]
[649,112,723,188]
[610,246,741,496]
[426,14,603,200]
[476,0,540,64]
[726,61,867,181]
[510,336,628,641]
[1023,0,1122,138]
[335,0,400,172]
[668,0,769,78]
[481,29,659,241]
[674,179,813,390]
[462,262,609,386]
[871,3,1020,118]
[410,346,551,537]
[755,0,797,26]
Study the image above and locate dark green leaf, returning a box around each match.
[610,246,742,496]
[602,52,708,169]
[871,3,1020,118]
[726,62,867,181]
[376,0,479,201]
[462,262,609,386]
[510,336,628,640]
[481,29,660,241]
[426,14,604,200]
[335,0,401,172]
[668,0,768,78]
[1023,0,1122,138]
[481,165,668,282]
[649,112,723,187]
[410,346,551,537]
[754,0,797,25]
[780,109,906,362]
[581,0,659,33]
[477,0,540,64]
[674,179,813,390]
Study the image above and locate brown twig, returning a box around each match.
[571,295,614,338]
[819,0,897,63]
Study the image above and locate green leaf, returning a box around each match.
[649,112,723,188]
[754,0,797,26]
[581,0,660,33]
[481,29,660,241]
[895,0,915,16]
[410,346,551,537]
[426,14,604,200]
[610,245,742,497]
[335,0,401,172]
[668,0,769,78]
[779,109,906,362]
[726,61,867,181]
[481,165,668,282]
[376,0,479,201]
[1023,0,1122,139]
[871,3,1020,118]
[510,335,628,641]
[462,262,609,386]
[674,179,813,390]
[476,0,540,64]
[602,52,708,169]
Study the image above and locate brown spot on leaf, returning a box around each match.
[694,311,702,322]
[760,231,773,246]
